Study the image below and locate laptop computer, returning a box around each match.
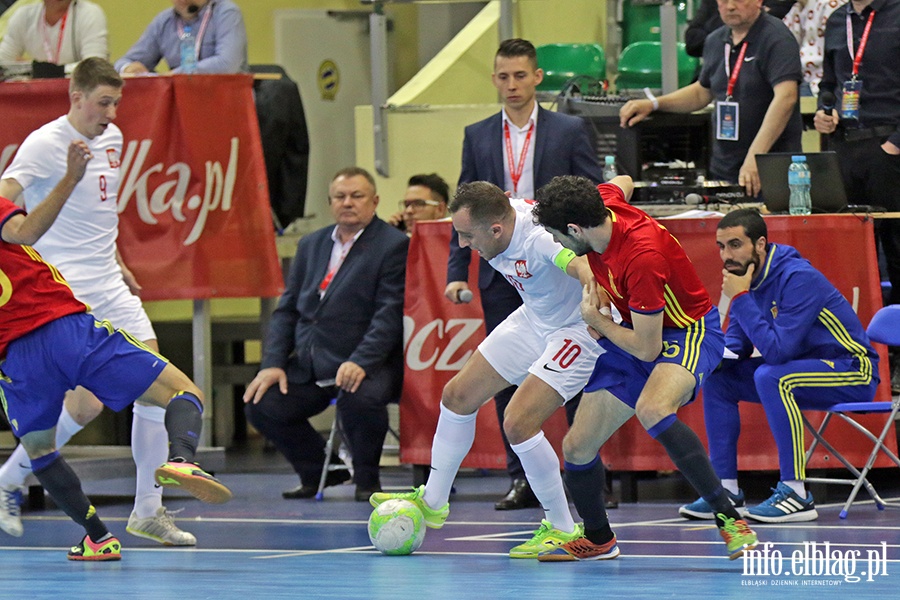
[757,151,848,214]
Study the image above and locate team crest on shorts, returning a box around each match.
[514,260,532,279]
[770,302,778,319]
[106,148,121,168]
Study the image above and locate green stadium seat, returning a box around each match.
[615,41,698,92]
[621,1,690,47]
[535,43,606,92]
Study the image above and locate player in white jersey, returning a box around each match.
[371,181,601,558]
[0,58,195,546]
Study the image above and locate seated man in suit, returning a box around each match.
[244,167,409,501]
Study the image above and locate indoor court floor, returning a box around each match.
[1,447,898,599]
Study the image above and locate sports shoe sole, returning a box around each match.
[745,508,818,523]
[679,506,748,520]
[538,546,621,562]
[155,465,233,504]
[125,524,197,546]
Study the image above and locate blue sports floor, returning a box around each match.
[1,446,898,600]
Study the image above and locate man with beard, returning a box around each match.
[678,208,879,523]
[530,175,758,562]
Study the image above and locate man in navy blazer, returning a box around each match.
[445,38,603,510]
[244,167,408,502]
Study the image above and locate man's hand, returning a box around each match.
[121,62,149,76]
[580,280,613,339]
[335,361,366,393]
[444,281,471,304]
[722,262,755,298]
[66,140,92,182]
[739,153,761,197]
[882,140,900,155]
[120,263,143,296]
[243,367,288,404]
[813,108,839,135]
[619,98,654,128]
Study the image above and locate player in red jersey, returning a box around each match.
[0,145,231,560]
[531,174,758,562]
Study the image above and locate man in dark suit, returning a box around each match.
[445,38,603,510]
[244,167,408,502]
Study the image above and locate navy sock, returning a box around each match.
[164,392,203,462]
[650,416,740,521]
[564,456,614,545]
[32,451,108,541]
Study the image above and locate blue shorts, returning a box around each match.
[585,308,724,408]
[0,313,167,437]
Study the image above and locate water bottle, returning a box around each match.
[180,25,197,74]
[603,155,618,182]
[788,155,811,216]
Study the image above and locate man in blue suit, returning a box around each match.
[244,167,408,502]
[445,38,603,510]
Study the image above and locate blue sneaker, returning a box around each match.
[678,489,746,520]
[746,482,818,523]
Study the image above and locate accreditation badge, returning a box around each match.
[841,79,862,121]
[716,101,739,141]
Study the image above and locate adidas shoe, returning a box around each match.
[67,535,122,561]
[369,485,449,529]
[126,507,197,546]
[509,520,584,559]
[155,461,232,504]
[716,514,758,560]
[0,485,24,537]
[678,489,746,520]
[537,533,620,562]
[746,482,818,523]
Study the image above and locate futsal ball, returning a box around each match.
[367,499,426,555]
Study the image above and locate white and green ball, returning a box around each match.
[368,499,426,555]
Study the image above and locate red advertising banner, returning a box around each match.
[400,221,569,468]
[0,76,283,300]
[402,216,897,472]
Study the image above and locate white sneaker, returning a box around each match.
[126,507,197,546]
[0,485,24,537]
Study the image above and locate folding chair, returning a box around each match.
[802,304,900,518]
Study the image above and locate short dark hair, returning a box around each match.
[331,166,376,191]
[408,173,449,205]
[496,38,538,70]
[532,176,609,232]
[449,181,512,224]
[717,208,768,244]
[70,57,123,95]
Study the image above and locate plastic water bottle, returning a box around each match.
[603,155,617,182]
[788,155,811,216]
[180,25,197,74]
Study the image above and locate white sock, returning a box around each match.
[783,479,807,499]
[511,431,575,534]
[721,479,740,496]
[0,407,83,488]
[132,403,168,518]
[422,403,477,509]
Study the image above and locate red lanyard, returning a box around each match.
[176,3,215,59]
[319,244,351,293]
[503,120,535,195]
[40,6,68,64]
[846,9,876,79]
[723,42,748,100]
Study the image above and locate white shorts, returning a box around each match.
[82,284,156,342]
[478,306,602,402]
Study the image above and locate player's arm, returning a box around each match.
[739,79,798,197]
[0,141,90,245]
[606,176,635,202]
[581,280,663,361]
[116,248,143,296]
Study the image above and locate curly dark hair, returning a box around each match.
[532,176,609,232]
[717,208,767,244]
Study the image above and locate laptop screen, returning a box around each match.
[757,152,848,214]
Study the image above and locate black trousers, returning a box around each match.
[244,366,396,489]
[832,135,900,305]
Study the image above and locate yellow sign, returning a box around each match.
[318,60,339,101]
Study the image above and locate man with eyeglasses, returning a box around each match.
[388,173,449,234]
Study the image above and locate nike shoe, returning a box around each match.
[509,520,584,559]
[155,461,232,504]
[745,482,818,523]
[0,485,24,537]
[716,514,758,560]
[67,535,122,561]
[537,533,620,562]
[678,489,746,520]
[369,485,449,528]
[126,507,197,546]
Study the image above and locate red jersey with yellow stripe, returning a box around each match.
[586,184,712,328]
[0,197,87,357]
